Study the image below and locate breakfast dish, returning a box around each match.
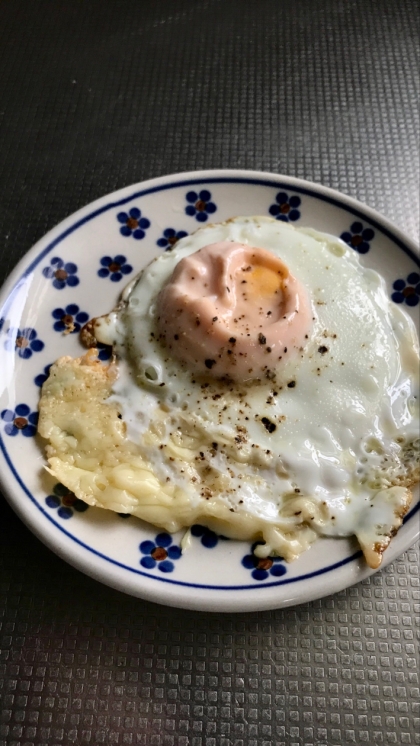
[38,216,419,570]
[0,171,418,611]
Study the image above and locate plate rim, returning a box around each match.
[0,168,419,612]
[1,169,418,298]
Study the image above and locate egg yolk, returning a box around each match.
[157,241,312,379]
[241,264,285,312]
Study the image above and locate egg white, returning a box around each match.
[36,217,418,567]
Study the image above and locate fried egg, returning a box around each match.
[38,217,419,567]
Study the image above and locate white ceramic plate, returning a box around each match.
[0,169,418,612]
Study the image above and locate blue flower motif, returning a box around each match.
[191,524,229,548]
[1,404,38,437]
[117,207,150,239]
[269,192,301,222]
[4,327,44,359]
[52,304,89,334]
[42,257,79,289]
[0,318,5,333]
[185,190,217,222]
[98,255,133,282]
[340,221,374,254]
[45,482,89,519]
[392,272,420,307]
[139,532,182,573]
[34,364,53,388]
[157,228,188,250]
[241,542,287,581]
[97,342,113,361]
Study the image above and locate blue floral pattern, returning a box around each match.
[1,404,38,437]
[4,327,44,358]
[139,533,182,573]
[269,192,301,222]
[45,483,89,519]
[242,542,287,581]
[117,207,150,239]
[98,255,133,282]
[42,258,79,289]
[52,304,89,334]
[97,342,113,361]
[191,524,229,548]
[191,524,219,548]
[185,190,217,222]
[392,272,420,307]
[340,221,374,254]
[34,364,52,388]
[157,228,188,250]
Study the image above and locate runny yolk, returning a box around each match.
[157,241,312,380]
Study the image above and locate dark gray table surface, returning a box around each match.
[0,2,419,745]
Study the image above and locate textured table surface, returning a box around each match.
[0,1,419,745]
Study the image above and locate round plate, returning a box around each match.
[0,169,418,612]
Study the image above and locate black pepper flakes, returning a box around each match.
[287,380,296,388]
[205,359,216,369]
[258,333,267,345]
[261,417,276,433]
[318,345,328,354]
